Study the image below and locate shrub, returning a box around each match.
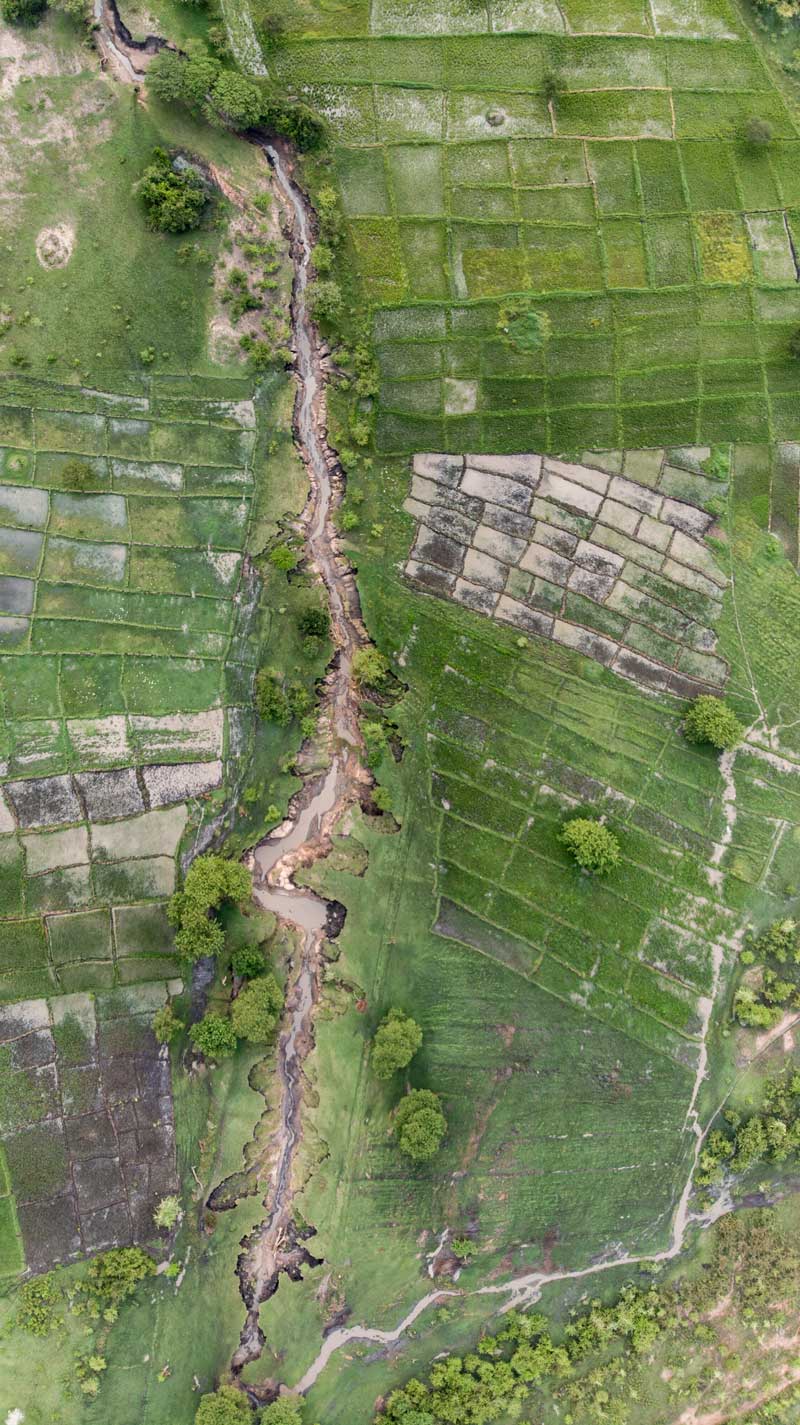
[269,543,299,571]
[683,695,743,751]
[255,670,292,725]
[299,605,330,639]
[1,0,46,23]
[372,1008,423,1079]
[61,458,93,491]
[394,1089,447,1162]
[195,1385,252,1425]
[210,71,262,129]
[231,944,268,978]
[190,1011,238,1060]
[744,116,773,148]
[137,149,207,234]
[560,818,621,875]
[153,1002,184,1044]
[542,69,561,104]
[85,1247,155,1306]
[352,646,389,688]
[262,1397,304,1425]
[230,974,283,1043]
[260,98,326,152]
[153,1194,181,1230]
[309,279,343,322]
[498,298,551,353]
[16,1274,62,1335]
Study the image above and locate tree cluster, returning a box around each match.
[167,853,252,961]
[190,972,283,1060]
[195,1386,303,1425]
[379,1286,665,1425]
[696,1066,800,1187]
[733,917,800,1028]
[137,149,208,234]
[147,50,324,148]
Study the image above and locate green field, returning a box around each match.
[267,9,800,455]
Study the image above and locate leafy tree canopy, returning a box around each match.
[683,694,743,751]
[190,1011,238,1061]
[230,974,283,1043]
[262,1396,304,1424]
[394,1088,447,1162]
[1,0,46,24]
[560,818,621,875]
[372,1008,423,1080]
[152,1002,184,1044]
[137,149,207,234]
[195,1385,252,1425]
[210,71,263,129]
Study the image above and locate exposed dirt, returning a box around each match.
[35,222,74,269]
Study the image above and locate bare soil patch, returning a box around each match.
[36,222,75,269]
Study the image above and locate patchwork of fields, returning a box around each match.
[0,374,263,1003]
[0,983,177,1278]
[0,372,273,1281]
[273,8,800,453]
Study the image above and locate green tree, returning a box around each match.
[309,279,343,322]
[85,1247,155,1305]
[146,49,191,103]
[137,150,207,234]
[231,944,267,978]
[560,818,621,875]
[210,71,263,129]
[1,0,47,23]
[683,695,743,751]
[255,670,292,724]
[152,1002,184,1044]
[394,1089,447,1162]
[262,1396,304,1425]
[299,605,330,638]
[168,855,252,963]
[190,1011,238,1060]
[372,1008,423,1080]
[352,646,389,687]
[195,1385,252,1425]
[60,458,94,490]
[790,326,800,361]
[230,974,283,1043]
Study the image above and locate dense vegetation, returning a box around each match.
[167,855,253,961]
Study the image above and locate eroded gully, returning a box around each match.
[95,5,755,1397]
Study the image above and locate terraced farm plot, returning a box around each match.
[403,446,729,694]
[273,22,800,453]
[0,375,264,1003]
[0,984,179,1274]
